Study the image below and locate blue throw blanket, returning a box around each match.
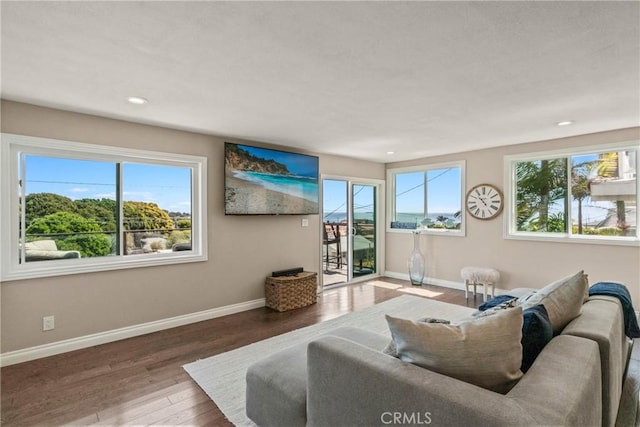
[589,282,640,339]
[477,294,516,311]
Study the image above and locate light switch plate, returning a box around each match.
[43,315,55,331]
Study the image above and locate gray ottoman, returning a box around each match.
[246,326,389,426]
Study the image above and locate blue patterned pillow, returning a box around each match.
[474,296,518,318]
[478,295,517,311]
[521,304,553,372]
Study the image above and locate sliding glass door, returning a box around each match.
[352,184,376,279]
[322,179,348,286]
[322,177,382,287]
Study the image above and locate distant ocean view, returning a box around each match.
[233,171,319,202]
[323,212,459,223]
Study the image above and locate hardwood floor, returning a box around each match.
[1,277,481,426]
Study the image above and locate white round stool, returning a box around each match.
[461,266,500,302]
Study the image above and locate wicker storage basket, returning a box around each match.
[265,271,318,312]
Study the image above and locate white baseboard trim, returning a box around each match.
[0,298,266,367]
[384,271,465,290]
[383,271,510,296]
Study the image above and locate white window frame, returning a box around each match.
[0,133,208,281]
[504,141,639,246]
[386,160,466,236]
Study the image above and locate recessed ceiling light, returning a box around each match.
[386,151,395,155]
[127,96,148,105]
[557,120,573,126]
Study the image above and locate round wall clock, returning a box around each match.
[466,184,503,220]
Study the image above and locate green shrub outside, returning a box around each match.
[572,226,622,236]
[176,219,191,229]
[166,230,191,247]
[56,234,113,257]
[26,211,101,235]
[25,211,113,257]
[23,193,196,257]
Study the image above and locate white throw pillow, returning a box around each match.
[384,307,523,394]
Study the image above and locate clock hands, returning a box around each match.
[472,195,488,207]
[467,184,503,219]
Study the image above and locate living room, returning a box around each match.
[1,1,639,426]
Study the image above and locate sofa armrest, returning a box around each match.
[508,335,602,426]
[307,334,601,427]
[562,297,626,427]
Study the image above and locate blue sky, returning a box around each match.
[322,169,461,218]
[24,155,192,213]
[323,180,376,221]
[394,168,461,214]
[234,144,319,178]
[323,179,347,215]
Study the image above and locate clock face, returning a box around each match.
[466,184,503,220]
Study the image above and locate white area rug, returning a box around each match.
[183,295,475,426]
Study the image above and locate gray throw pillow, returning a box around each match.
[384,307,524,394]
[383,317,450,356]
[520,271,588,334]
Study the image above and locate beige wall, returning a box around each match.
[2,100,638,354]
[0,101,385,353]
[386,127,640,305]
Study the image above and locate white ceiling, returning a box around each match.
[1,1,639,163]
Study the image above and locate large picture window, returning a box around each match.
[505,142,638,244]
[387,161,465,235]
[0,134,207,280]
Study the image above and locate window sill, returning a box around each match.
[1,252,208,282]
[387,227,466,237]
[504,232,640,247]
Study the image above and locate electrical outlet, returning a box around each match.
[301,218,309,227]
[42,315,55,331]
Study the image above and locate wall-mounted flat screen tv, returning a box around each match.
[224,142,319,215]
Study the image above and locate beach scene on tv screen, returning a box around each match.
[225,143,319,215]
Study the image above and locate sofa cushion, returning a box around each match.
[521,304,553,373]
[520,270,588,334]
[246,326,389,426]
[384,307,523,393]
[25,240,59,251]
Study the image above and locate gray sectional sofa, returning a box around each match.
[246,290,636,426]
